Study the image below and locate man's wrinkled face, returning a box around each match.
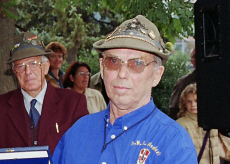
[13,56,49,97]
[100,48,164,111]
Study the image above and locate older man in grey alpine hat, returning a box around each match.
[0,32,88,155]
[52,15,197,163]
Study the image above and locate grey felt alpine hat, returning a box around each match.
[93,15,170,63]
[7,32,52,63]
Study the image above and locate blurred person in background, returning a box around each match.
[169,48,196,120]
[177,83,230,164]
[63,61,106,113]
[90,53,109,104]
[45,42,67,88]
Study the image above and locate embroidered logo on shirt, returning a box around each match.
[137,148,150,164]
[131,140,161,156]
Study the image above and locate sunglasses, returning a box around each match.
[102,56,157,73]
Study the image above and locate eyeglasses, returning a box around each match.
[102,56,157,73]
[13,61,42,73]
[76,71,91,76]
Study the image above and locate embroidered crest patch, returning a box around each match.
[137,148,150,164]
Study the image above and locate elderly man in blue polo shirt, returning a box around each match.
[52,15,197,164]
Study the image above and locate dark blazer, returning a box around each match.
[0,83,88,154]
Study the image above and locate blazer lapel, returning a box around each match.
[38,84,60,143]
[7,88,31,146]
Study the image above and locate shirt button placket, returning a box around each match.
[124,126,128,130]
[111,134,116,139]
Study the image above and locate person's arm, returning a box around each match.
[218,132,230,161]
[162,119,198,164]
[161,147,198,164]
[52,135,65,164]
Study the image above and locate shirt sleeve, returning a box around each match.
[52,135,65,164]
[159,124,198,164]
[218,133,230,161]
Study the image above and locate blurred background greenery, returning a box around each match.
[0,0,195,114]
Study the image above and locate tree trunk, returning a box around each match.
[0,2,18,94]
[66,46,77,64]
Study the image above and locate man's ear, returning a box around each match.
[152,66,164,87]
[191,58,196,68]
[12,67,16,74]
[44,60,50,75]
[69,74,74,82]
[99,58,104,80]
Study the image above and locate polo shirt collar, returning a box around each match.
[104,97,156,128]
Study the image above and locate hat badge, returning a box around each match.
[126,18,148,32]
[148,30,156,40]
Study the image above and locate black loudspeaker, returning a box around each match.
[195,0,230,130]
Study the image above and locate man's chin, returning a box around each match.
[21,83,41,91]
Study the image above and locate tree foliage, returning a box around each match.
[57,0,194,42]
[12,0,194,112]
[0,0,19,94]
[152,50,191,114]
[0,0,17,19]
[15,0,194,66]
[107,0,194,42]
[15,0,123,74]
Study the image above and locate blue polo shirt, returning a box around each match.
[52,98,197,164]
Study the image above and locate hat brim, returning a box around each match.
[93,38,170,63]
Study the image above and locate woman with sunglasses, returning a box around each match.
[62,62,106,114]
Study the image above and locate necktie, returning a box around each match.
[30,99,40,127]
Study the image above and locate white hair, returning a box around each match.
[154,55,162,66]
[41,55,48,63]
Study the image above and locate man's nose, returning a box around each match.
[25,64,32,74]
[118,62,129,79]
